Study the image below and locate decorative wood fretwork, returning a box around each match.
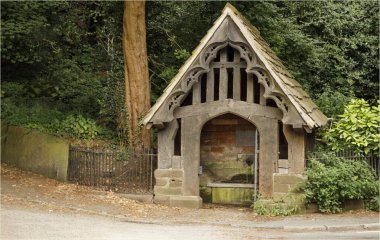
[155,40,291,125]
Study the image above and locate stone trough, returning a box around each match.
[206,182,255,205]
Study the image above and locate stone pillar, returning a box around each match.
[153,116,202,209]
[153,168,202,208]
[283,125,305,173]
[181,116,202,196]
[157,120,178,169]
[254,117,278,197]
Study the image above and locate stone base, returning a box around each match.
[153,195,202,209]
[304,203,319,213]
[153,169,202,208]
[343,199,364,211]
[270,173,307,213]
[273,173,306,194]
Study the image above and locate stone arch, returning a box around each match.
[198,110,262,136]
[180,106,279,199]
[199,112,260,204]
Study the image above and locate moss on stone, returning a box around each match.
[212,187,254,205]
[200,187,212,203]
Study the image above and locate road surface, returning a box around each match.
[1,207,379,240]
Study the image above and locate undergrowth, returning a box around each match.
[1,97,114,140]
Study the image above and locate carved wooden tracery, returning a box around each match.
[157,40,291,124]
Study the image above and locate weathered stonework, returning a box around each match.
[153,168,201,207]
[272,173,306,195]
[271,173,307,212]
[145,4,327,209]
[1,124,69,182]
[200,114,256,185]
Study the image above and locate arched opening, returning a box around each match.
[199,113,260,205]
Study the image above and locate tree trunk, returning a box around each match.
[123,0,151,148]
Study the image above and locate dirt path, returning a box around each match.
[0,163,270,225]
[1,163,377,228]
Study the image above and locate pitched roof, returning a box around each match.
[143,3,328,129]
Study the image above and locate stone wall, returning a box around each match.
[200,114,256,186]
[154,168,202,208]
[272,173,306,200]
[1,125,69,181]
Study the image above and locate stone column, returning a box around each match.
[283,125,305,173]
[157,120,177,169]
[181,115,202,196]
[154,115,203,209]
[253,117,278,197]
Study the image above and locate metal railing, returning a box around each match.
[306,149,379,176]
[67,146,157,194]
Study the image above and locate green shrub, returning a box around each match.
[304,154,379,213]
[1,98,110,140]
[59,115,101,139]
[323,99,380,154]
[1,82,27,98]
[316,88,351,118]
[366,195,380,212]
[253,198,299,216]
[1,98,65,128]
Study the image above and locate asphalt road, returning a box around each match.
[1,207,251,240]
[1,207,379,240]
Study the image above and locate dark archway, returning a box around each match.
[199,113,260,205]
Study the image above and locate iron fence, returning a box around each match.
[306,149,379,176]
[67,146,157,194]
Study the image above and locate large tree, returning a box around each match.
[123,1,151,148]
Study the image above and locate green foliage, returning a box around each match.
[304,154,379,213]
[316,88,352,118]
[323,99,380,154]
[283,1,379,99]
[1,82,27,99]
[253,198,299,216]
[1,1,125,142]
[59,115,101,139]
[174,49,190,61]
[1,98,109,140]
[1,1,379,143]
[1,98,65,129]
[366,195,380,212]
[147,1,378,101]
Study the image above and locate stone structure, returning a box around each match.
[143,4,327,208]
[1,124,69,182]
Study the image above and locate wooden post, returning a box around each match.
[260,85,266,105]
[206,69,214,102]
[233,51,241,101]
[219,48,228,100]
[247,73,254,103]
[192,82,200,105]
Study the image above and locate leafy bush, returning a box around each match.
[316,88,351,118]
[1,98,109,140]
[366,195,380,212]
[253,198,299,216]
[323,99,380,154]
[1,82,27,99]
[1,98,65,128]
[304,154,379,213]
[59,115,101,139]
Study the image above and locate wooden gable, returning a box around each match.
[143,3,328,131]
